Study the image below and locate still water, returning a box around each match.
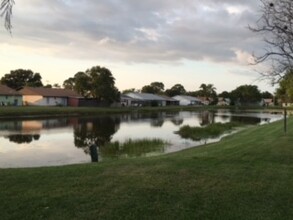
[0,110,282,168]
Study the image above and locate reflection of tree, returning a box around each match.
[170,118,183,126]
[231,116,261,124]
[73,116,120,154]
[150,119,164,127]
[5,134,40,144]
[199,111,215,126]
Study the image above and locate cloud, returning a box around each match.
[1,0,263,64]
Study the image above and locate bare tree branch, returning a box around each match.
[0,0,15,32]
[249,0,293,83]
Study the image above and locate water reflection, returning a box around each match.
[0,110,283,168]
[5,134,40,144]
[73,116,120,154]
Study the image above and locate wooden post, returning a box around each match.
[90,144,98,162]
[284,108,287,133]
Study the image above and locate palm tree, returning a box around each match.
[1,0,14,32]
[199,83,217,98]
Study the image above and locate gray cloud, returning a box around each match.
[2,0,264,64]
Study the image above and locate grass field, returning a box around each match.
[0,117,292,220]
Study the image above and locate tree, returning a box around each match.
[198,83,217,98]
[122,88,139,94]
[261,91,274,99]
[1,69,43,89]
[141,82,164,94]
[275,70,293,103]
[218,91,231,99]
[165,84,186,97]
[230,85,262,105]
[1,0,14,32]
[63,66,120,104]
[249,0,293,83]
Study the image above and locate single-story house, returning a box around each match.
[0,85,22,106]
[19,87,83,106]
[172,95,203,106]
[261,98,274,107]
[217,97,231,106]
[197,97,213,105]
[158,95,180,106]
[125,92,168,107]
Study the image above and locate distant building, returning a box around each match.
[172,95,202,106]
[0,85,22,106]
[19,87,82,106]
[261,98,274,107]
[217,97,231,106]
[124,92,178,107]
[125,92,166,106]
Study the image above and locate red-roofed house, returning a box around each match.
[19,87,83,106]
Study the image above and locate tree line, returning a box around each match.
[0,66,283,106]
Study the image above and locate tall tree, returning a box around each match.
[249,0,293,83]
[141,82,165,94]
[63,66,120,104]
[230,85,262,105]
[198,83,217,98]
[1,69,43,89]
[275,70,293,103]
[165,84,186,97]
[0,0,14,32]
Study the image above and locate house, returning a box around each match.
[197,97,213,105]
[217,97,231,106]
[19,87,83,106]
[125,92,168,107]
[158,95,179,106]
[172,95,203,106]
[0,85,22,106]
[261,98,274,107]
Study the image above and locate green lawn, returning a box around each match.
[0,118,292,220]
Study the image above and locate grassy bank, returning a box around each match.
[1,118,293,219]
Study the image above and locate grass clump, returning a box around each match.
[176,122,242,140]
[100,138,168,159]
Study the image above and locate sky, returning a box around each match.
[0,0,277,93]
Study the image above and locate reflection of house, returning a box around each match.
[125,93,169,107]
[217,97,231,106]
[20,87,83,106]
[172,95,202,106]
[0,85,22,106]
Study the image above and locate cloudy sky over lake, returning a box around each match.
[0,0,275,93]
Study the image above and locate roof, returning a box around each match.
[126,92,166,101]
[0,85,20,96]
[19,87,83,98]
[158,95,179,102]
[172,95,202,102]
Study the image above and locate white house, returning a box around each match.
[172,95,203,106]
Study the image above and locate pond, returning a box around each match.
[0,110,283,168]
